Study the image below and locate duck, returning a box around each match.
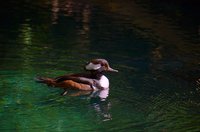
[35,59,118,95]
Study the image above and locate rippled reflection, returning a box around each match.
[66,89,111,121]
[50,0,92,55]
[17,22,35,70]
[90,89,111,121]
[19,22,32,46]
[51,0,59,24]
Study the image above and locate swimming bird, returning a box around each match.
[35,59,118,95]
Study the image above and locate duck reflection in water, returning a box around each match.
[90,89,112,121]
[66,88,112,121]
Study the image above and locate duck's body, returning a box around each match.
[36,73,109,91]
[36,77,92,91]
[36,59,118,94]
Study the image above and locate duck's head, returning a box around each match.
[85,59,118,73]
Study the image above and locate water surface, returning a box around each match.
[0,0,199,131]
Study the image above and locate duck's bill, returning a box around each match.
[107,67,118,72]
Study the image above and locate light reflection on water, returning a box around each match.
[0,0,199,131]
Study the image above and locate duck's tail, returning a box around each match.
[35,77,56,86]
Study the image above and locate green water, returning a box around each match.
[0,0,199,131]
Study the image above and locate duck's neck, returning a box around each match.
[90,71,103,80]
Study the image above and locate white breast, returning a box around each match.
[99,75,109,89]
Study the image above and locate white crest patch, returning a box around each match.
[85,63,101,70]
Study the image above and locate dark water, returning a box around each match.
[0,0,199,131]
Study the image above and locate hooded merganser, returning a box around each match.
[35,59,118,95]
